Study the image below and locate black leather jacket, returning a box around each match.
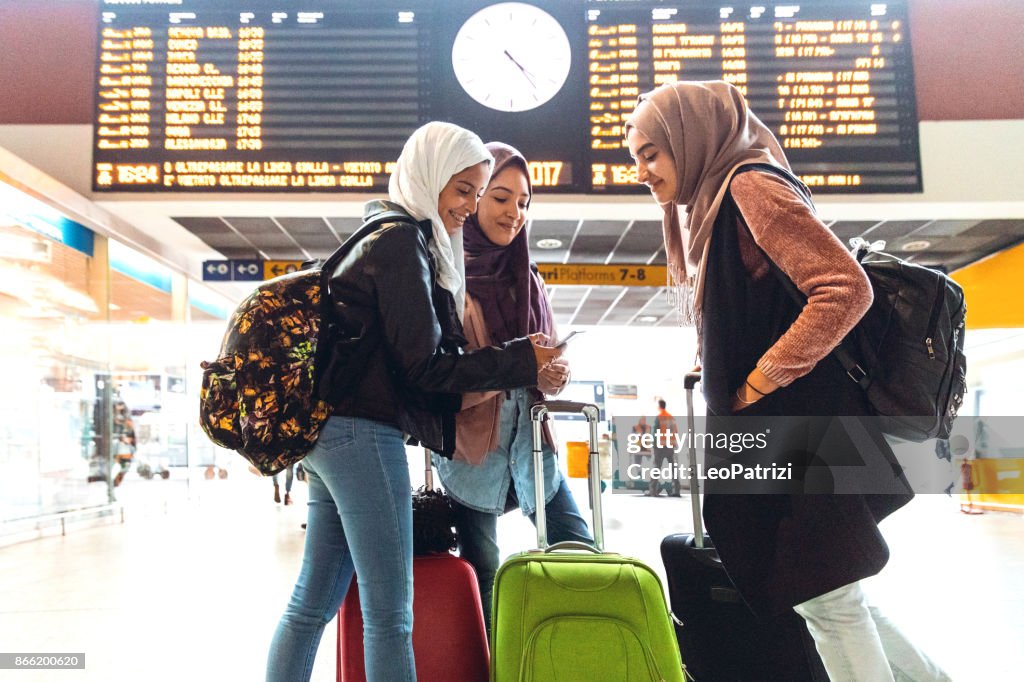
[321,200,537,456]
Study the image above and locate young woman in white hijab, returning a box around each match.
[267,122,561,682]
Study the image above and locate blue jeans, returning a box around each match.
[272,463,294,493]
[453,477,593,628]
[267,416,415,682]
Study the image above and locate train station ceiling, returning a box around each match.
[174,214,1024,327]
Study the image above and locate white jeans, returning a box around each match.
[793,581,952,681]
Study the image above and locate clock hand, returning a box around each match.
[503,49,537,88]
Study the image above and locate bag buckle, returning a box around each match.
[847,364,868,384]
[849,237,886,254]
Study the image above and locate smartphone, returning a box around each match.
[555,330,585,349]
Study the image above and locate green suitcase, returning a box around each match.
[490,401,687,682]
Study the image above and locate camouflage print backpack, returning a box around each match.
[199,210,413,475]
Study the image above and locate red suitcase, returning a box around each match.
[336,452,489,682]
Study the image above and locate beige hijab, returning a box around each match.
[624,81,792,324]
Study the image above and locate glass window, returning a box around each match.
[0,222,108,521]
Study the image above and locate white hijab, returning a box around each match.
[389,121,492,319]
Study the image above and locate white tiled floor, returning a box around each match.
[1,473,1021,681]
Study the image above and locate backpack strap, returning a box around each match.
[320,210,418,287]
[768,263,870,389]
[731,164,871,390]
[316,210,420,315]
[313,210,421,404]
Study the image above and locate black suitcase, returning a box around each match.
[660,372,828,682]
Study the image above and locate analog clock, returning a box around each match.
[451,2,572,113]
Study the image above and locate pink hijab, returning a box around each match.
[462,142,553,343]
[624,81,792,324]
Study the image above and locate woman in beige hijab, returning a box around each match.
[626,81,950,681]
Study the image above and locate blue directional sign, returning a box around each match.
[202,259,265,282]
[232,259,263,281]
[202,260,232,281]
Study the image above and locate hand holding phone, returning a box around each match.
[555,330,584,349]
[529,333,561,370]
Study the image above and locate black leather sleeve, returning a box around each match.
[367,224,538,393]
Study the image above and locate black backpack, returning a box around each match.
[198,210,413,474]
[752,166,968,442]
[775,240,967,442]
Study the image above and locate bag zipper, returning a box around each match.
[925,279,947,360]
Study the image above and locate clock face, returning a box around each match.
[451,2,572,113]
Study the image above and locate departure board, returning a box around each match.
[94,1,435,191]
[92,0,920,194]
[586,1,921,192]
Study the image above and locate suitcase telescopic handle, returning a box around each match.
[684,372,705,548]
[541,400,599,416]
[530,401,604,552]
[423,447,433,490]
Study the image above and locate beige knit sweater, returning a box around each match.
[730,169,873,387]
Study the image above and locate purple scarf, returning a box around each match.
[463,143,553,343]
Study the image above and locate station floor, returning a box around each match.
[1,470,1021,681]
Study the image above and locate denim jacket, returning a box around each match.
[433,388,561,516]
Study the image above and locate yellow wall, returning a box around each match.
[962,458,1024,512]
[952,242,1024,329]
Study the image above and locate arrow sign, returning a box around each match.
[264,260,305,280]
[202,260,232,281]
[231,259,264,281]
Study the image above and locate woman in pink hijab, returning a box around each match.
[626,81,950,681]
[432,142,593,630]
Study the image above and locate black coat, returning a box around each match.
[699,168,913,617]
[321,200,537,456]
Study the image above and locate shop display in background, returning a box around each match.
[0,193,234,529]
[0,220,108,522]
[89,373,190,485]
